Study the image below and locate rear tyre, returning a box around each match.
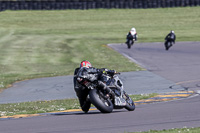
[89,89,113,113]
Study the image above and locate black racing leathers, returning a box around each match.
[165,32,176,44]
[73,67,115,113]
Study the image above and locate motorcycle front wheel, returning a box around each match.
[165,40,171,50]
[127,40,132,49]
[89,89,113,113]
[123,91,135,111]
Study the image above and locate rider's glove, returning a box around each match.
[102,68,108,74]
[107,70,116,76]
[101,68,116,76]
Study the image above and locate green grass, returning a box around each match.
[0,98,80,116]
[0,7,200,90]
[129,127,200,133]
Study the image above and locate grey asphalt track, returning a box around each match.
[109,41,200,93]
[0,71,184,104]
[1,95,200,133]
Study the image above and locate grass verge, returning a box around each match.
[0,93,157,117]
[129,127,200,133]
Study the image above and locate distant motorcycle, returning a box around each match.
[126,32,137,49]
[126,28,138,49]
[164,31,176,51]
[77,72,135,113]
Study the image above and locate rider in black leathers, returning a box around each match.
[126,32,134,44]
[73,60,115,113]
[125,27,138,44]
[165,30,176,50]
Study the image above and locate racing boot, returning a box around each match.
[81,98,91,113]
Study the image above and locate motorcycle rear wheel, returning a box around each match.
[89,89,113,113]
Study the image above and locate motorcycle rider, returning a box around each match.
[73,60,116,113]
[126,27,138,44]
[164,30,176,50]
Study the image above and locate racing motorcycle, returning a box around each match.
[76,71,135,113]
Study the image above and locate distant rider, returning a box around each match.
[126,27,138,44]
[164,30,176,50]
[73,60,115,113]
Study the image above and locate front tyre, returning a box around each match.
[165,40,169,50]
[127,40,132,49]
[89,89,113,113]
[123,91,135,111]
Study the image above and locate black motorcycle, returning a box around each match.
[76,72,135,113]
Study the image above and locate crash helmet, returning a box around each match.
[80,60,92,68]
[131,27,136,32]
